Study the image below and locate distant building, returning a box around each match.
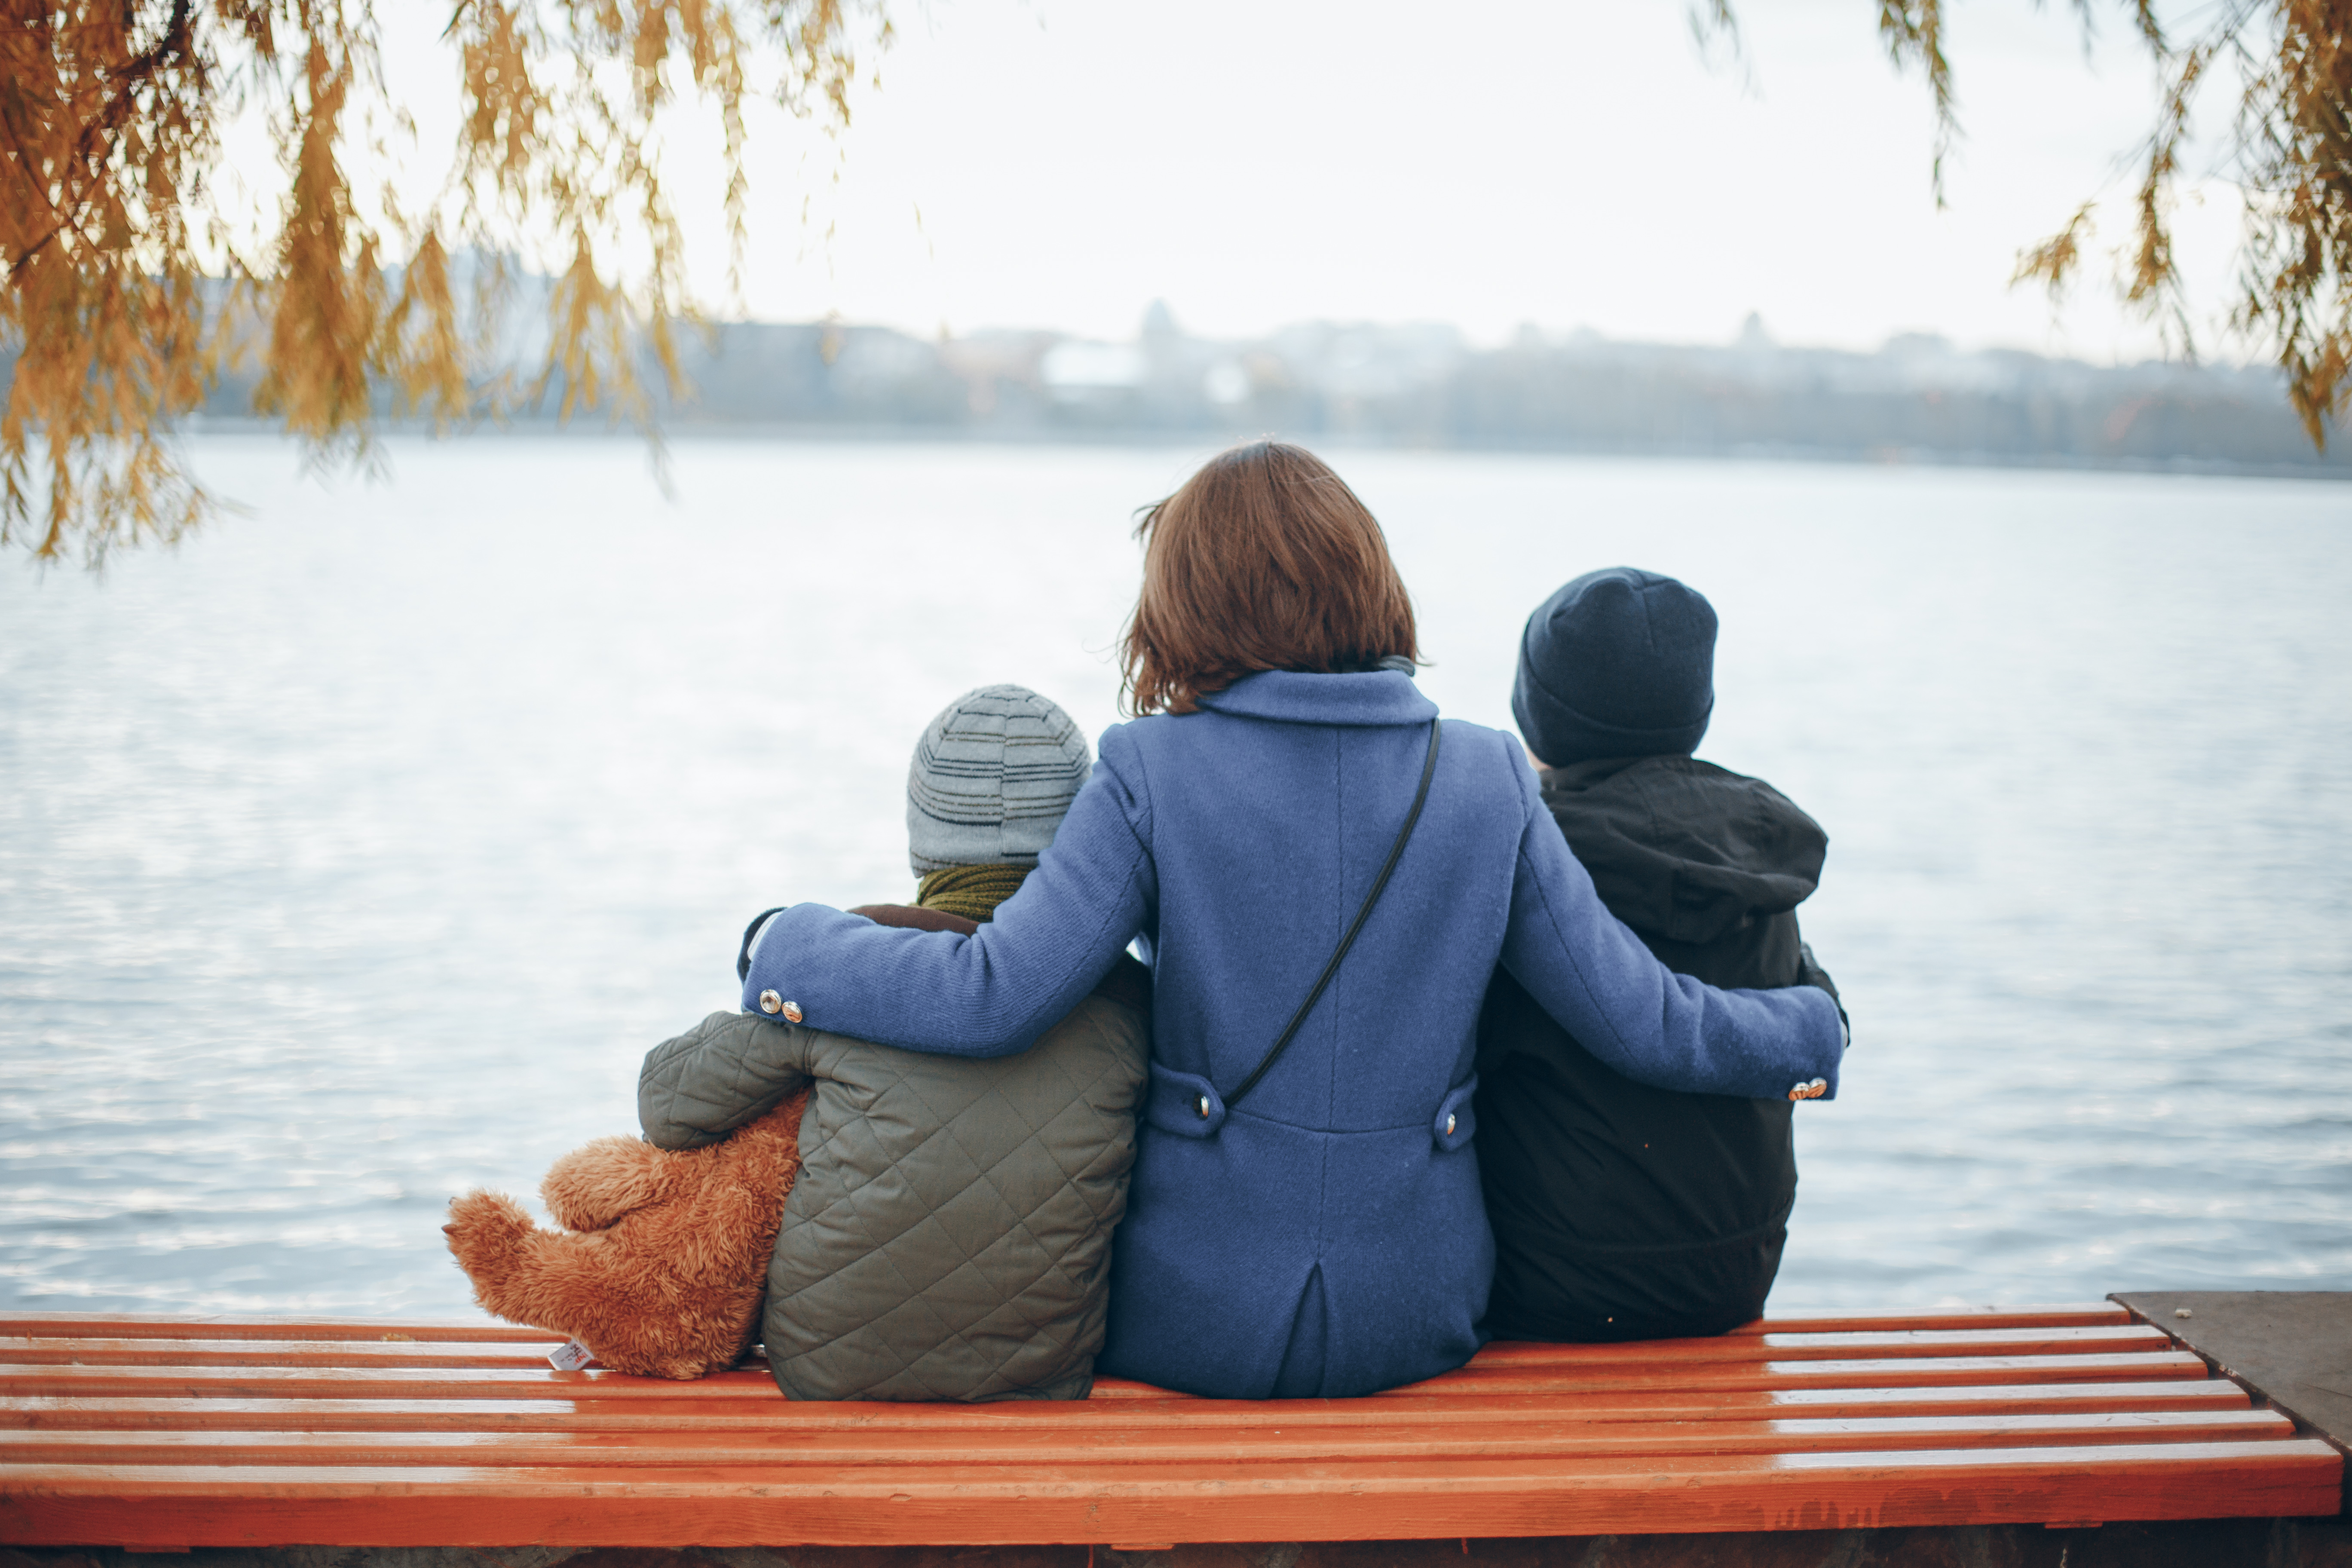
[148,288,2349,475]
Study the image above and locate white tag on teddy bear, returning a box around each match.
[547,1339,598,1372]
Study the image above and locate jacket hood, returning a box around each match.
[1539,754,1825,947]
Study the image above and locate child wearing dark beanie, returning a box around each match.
[1478,567,1844,1342]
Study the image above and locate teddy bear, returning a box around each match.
[443,1088,809,1380]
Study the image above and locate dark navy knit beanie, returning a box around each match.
[1513,567,1718,766]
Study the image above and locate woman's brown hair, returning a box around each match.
[1119,441,1420,717]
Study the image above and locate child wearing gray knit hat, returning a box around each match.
[907,684,1093,873]
[736,683,1094,962]
[903,684,1093,922]
[665,681,1147,1404]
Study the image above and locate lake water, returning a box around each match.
[1,435,2346,1323]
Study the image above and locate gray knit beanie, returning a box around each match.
[906,685,1093,875]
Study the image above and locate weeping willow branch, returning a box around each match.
[1703,1,2345,446]
[1877,1,1957,205]
[0,0,889,566]
[1894,2,2344,447]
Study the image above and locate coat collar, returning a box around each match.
[1193,668,1439,728]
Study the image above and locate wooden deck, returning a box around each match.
[0,1304,2338,1548]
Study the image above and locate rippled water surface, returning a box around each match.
[2,436,2346,1320]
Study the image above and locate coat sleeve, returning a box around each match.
[1498,761,1847,1102]
[735,735,1158,1059]
[637,1010,817,1150]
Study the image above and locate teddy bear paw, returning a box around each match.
[443,1189,536,1279]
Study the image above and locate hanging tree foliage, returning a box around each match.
[1779,0,2351,447]
[2,0,885,565]
[7,3,2349,567]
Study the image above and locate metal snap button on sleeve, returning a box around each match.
[781,1000,803,1023]
[1787,1078,1828,1101]
[1194,1093,1212,1120]
[1444,1112,1458,1137]
[758,990,783,1016]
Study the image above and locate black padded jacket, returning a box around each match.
[1473,753,1841,1343]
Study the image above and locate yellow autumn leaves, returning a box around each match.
[2,1,884,564]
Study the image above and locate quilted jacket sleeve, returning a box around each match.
[638,1010,816,1151]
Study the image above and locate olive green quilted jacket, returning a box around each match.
[637,958,1149,1402]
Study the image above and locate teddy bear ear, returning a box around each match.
[542,1136,674,1232]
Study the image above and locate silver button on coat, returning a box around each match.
[758,990,784,1016]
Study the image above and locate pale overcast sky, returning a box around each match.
[387,0,2249,359]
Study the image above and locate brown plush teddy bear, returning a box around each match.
[443,1088,809,1380]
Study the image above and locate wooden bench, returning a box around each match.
[0,1304,2338,1549]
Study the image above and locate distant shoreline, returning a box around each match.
[172,414,2352,484]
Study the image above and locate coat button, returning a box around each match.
[1443,1112,1458,1137]
[781,1000,804,1024]
[1194,1093,1212,1119]
[1786,1078,1828,1101]
[758,990,783,1015]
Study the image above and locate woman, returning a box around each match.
[738,441,1843,1399]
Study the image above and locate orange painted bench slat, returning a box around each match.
[0,1308,2338,1546]
[1370,1351,2215,1396]
[0,1406,2300,1467]
[0,1351,2217,1403]
[3,1441,2338,1544]
[0,1377,2258,1432]
[0,1317,555,1344]
[0,1303,2137,1343]
[1470,1325,2174,1362]
[0,1323,2171,1369]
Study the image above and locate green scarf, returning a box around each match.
[915,863,1032,923]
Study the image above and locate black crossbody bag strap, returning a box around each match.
[1225,718,1442,1108]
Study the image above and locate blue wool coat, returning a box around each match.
[742,670,1844,1399]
